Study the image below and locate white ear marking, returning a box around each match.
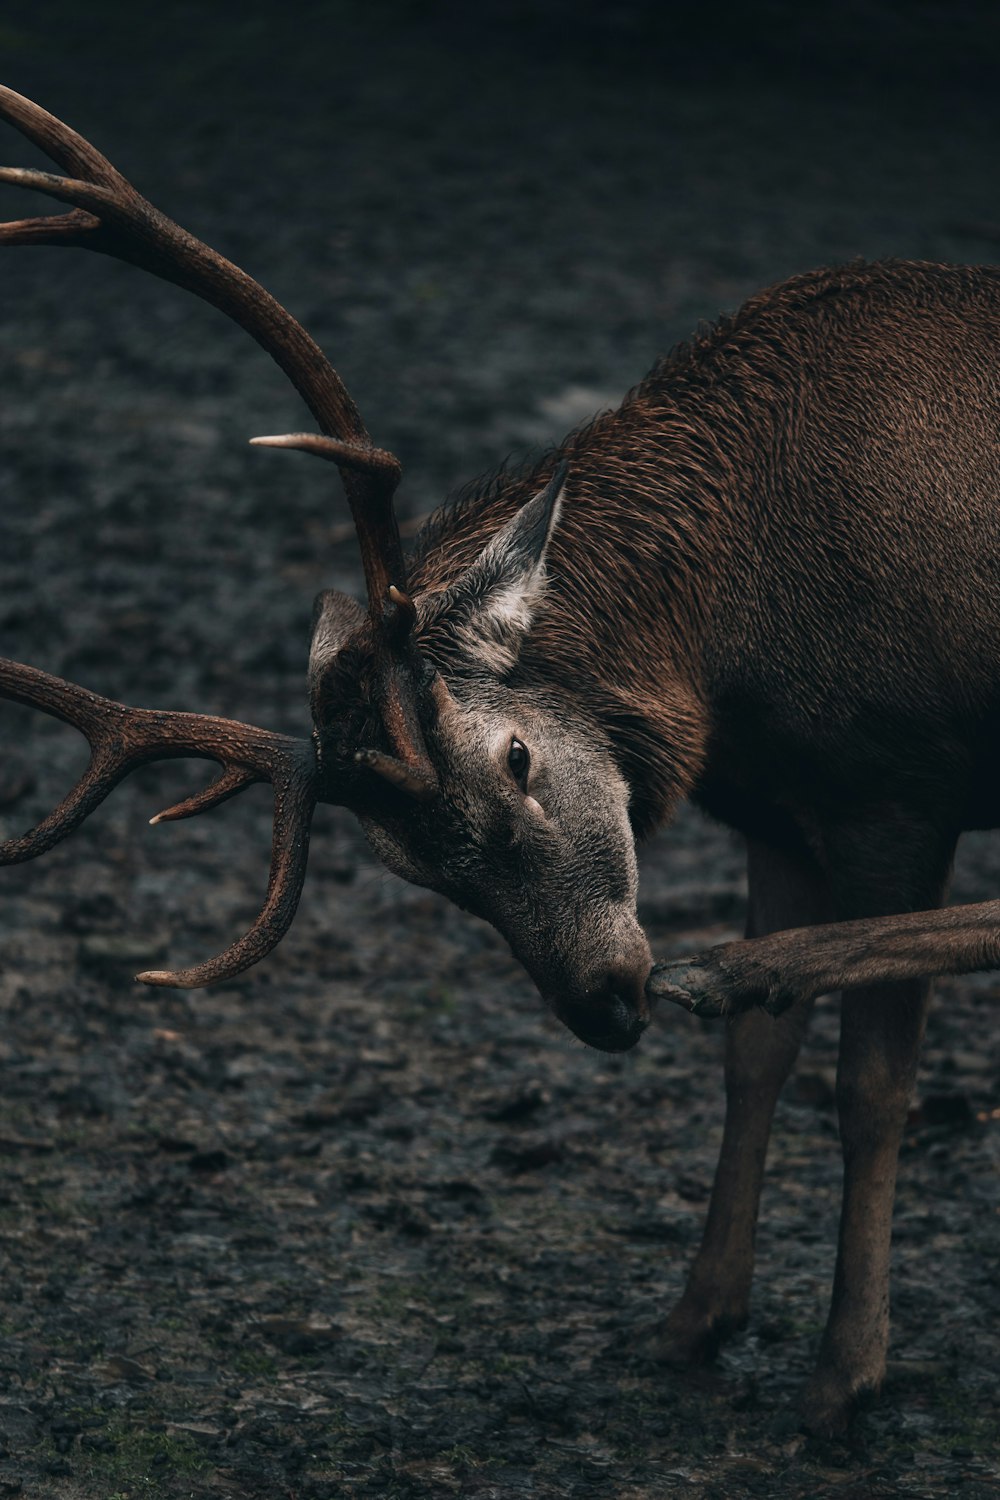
[427,466,566,677]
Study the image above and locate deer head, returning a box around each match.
[0,88,652,1051]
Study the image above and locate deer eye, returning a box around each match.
[507,737,530,787]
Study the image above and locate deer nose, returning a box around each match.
[554,969,651,1053]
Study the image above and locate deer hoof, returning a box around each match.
[631,1300,747,1367]
[645,959,726,1018]
[799,1368,879,1438]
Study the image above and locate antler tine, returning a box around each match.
[0,658,320,985]
[150,765,259,825]
[0,86,126,183]
[250,433,408,620]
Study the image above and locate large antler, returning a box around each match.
[0,87,436,986]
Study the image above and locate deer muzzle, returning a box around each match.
[552,960,653,1052]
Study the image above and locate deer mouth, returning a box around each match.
[553,992,650,1052]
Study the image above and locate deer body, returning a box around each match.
[390,258,1000,1430]
[2,88,998,1437]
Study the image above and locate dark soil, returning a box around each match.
[1,5,999,1496]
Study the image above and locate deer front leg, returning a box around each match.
[639,837,831,1364]
[648,888,1000,1018]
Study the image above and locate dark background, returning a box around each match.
[0,4,999,1497]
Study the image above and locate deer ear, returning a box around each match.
[427,465,565,676]
[309,589,366,685]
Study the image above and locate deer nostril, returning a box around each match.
[603,964,651,1024]
[609,995,643,1035]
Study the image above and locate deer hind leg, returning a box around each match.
[799,822,955,1437]
[800,978,932,1435]
[639,836,832,1365]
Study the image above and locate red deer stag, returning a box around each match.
[1,87,998,1436]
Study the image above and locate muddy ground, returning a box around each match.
[0,4,999,1496]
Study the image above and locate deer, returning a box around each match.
[1,86,998,1439]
